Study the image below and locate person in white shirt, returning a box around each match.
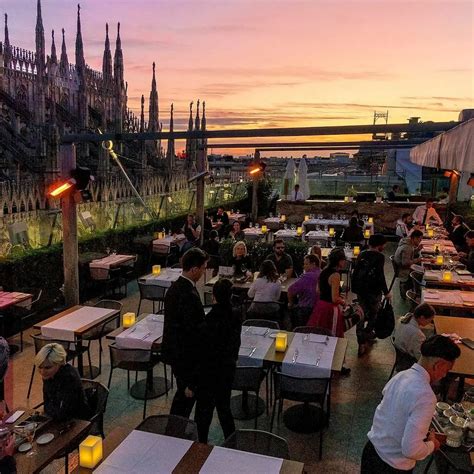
[412,198,442,226]
[393,303,435,360]
[362,335,461,473]
[247,260,281,317]
[395,213,413,238]
[290,184,304,202]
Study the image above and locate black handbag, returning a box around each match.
[374,274,396,339]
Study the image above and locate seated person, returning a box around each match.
[203,211,213,239]
[412,198,442,226]
[437,187,450,204]
[341,217,364,244]
[247,260,281,315]
[394,230,423,298]
[265,239,293,278]
[350,210,364,228]
[228,221,245,241]
[309,245,326,269]
[229,241,252,278]
[387,184,400,201]
[0,428,15,474]
[459,230,474,273]
[213,207,229,226]
[449,215,467,250]
[393,303,435,360]
[35,343,91,422]
[290,184,304,202]
[202,230,220,276]
[288,254,321,327]
[395,213,413,238]
[182,214,201,252]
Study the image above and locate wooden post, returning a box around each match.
[59,144,80,306]
[448,172,460,205]
[251,151,260,222]
[196,146,206,246]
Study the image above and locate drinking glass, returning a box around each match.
[236,209,240,214]
[269,212,273,218]
[255,223,260,229]
[105,247,111,255]
[22,422,37,456]
[330,240,336,249]
[284,224,288,230]
[344,242,350,250]
[249,222,253,228]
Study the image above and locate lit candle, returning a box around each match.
[426,223,430,230]
[123,312,136,328]
[304,215,310,221]
[154,231,160,239]
[297,226,303,236]
[364,229,370,239]
[344,196,349,203]
[368,217,373,224]
[275,332,288,352]
[353,246,360,256]
[152,264,161,275]
[436,255,444,265]
[261,225,268,234]
[79,435,103,469]
[280,214,286,222]
[442,271,453,282]
[427,229,434,238]
[329,228,335,237]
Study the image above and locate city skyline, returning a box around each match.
[2,0,473,155]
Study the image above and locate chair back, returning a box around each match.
[246,301,281,321]
[138,281,167,301]
[136,415,198,441]
[223,429,290,459]
[17,288,43,311]
[293,326,332,336]
[31,333,72,358]
[274,371,329,403]
[242,319,279,330]
[409,271,425,296]
[153,244,171,256]
[390,336,417,372]
[109,343,152,370]
[81,379,109,435]
[232,366,264,392]
[93,300,123,312]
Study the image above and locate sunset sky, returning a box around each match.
[3,0,473,155]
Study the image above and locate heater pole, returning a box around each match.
[251,150,260,222]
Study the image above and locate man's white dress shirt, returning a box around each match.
[291,190,304,201]
[367,363,435,470]
[412,205,442,225]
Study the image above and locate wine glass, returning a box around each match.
[330,240,336,249]
[20,422,37,457]
[105,247,111,256]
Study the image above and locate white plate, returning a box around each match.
[18,442,32,452]
[36,433,55,445]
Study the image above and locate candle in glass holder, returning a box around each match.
[123,312,136,328]
[79,435,103,469]
[368,217,373,224]
[275,332,288,352]
[154,231,160,239]
[427,229,434,238]
[353,246,360,256]
[152,264,161,275]
[442,271,453,282]
[297,226,303,236]
[436,255,444,265]
[364,229,370,239]
[261,225,268,234]
[304,215,310,222]
[344,196,349,203]
[329,228,335,237]
[280,214,286,222]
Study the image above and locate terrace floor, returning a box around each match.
[7,243,454,473]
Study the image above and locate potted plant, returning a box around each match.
[375,187,384,203]
[346,186,357,203]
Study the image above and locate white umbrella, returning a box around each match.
[297,158,309,200]
[281,158,296,199]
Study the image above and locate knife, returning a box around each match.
[248,347,257,357]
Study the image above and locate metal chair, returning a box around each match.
[387,336,417,381]
[245,301,283,324]
[136,415,198,441]
[270,371,330,460]
[82,300,122,373]
[222,429,290,459]
[242,319,280,330]
[410,270,425,296]
[293,326,332,336]
[406,290,420,309]
[231,366,266,428]
[107,343,163,419]
[152,243,172,268]
[137,281,167,315]
[81,378,109,438]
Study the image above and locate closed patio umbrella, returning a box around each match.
[297,158,309,200]
[281,158,296,199]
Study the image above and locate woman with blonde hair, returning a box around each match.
[229,241,252,277]
[35,343,90,422]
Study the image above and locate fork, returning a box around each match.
[140,332,151,340]
[316,356,321,367]
[292,349,299,363]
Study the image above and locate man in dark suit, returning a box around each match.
[449,215,467,250]
[163,248,208,417]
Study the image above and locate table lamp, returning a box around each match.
[275,333,288,352]
[364,229,370,239]
[123,312,136,328]
[353,246,360,256]
[436,255,444,265]
[152,264,161,275]
[368,217,373,224]
[329,228,335,237]
[261,225,268,234]
[79,435,103,469]
[427,229,434,238]
[344,196,349,203]
[154,231,160,239]
[297,226,303,236]
[442,271,453,282]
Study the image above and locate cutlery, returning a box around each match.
[140,332,151,340]
[248,347,257,357]
[316,357,321,367]
[292,349,299,363]
[263,328,270,337]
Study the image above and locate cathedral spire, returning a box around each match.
[50,30,57,64]
[113,22,124,90]
[35,0,45,73]
[148,62,159,132]
[102,23,112,84]
[4,14,11,66]
[188,101,193,131]
[140,95,145,133]
[195,99,200,131]
[59,28,69,77]
[201,101,206,131]
[75,4,85,77]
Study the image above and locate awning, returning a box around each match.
[410,119,474,172]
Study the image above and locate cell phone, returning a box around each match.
[461,338,474,350]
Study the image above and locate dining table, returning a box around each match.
[139,268,183,288]
[34,305,121,378]
[422,289,474,314]
[205,275,298,294]
[0,291,33,312]
[89,254,136,280]
[423,269,474,289]
[10,409,90,474]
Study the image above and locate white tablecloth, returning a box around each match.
[228,213,246,222]
[243,228,263,236]
[41,307,115,342]
[303,219,374,231]
[200,446,283,474]
[305,230,330,240]
[89,254,135,269]
[116,314,164,350]
[140,269,182,288]
[281,334,337,378]
[238,327,276,367]
[152,234,186,249]
[274,229,302,240]
[95,430,193,474]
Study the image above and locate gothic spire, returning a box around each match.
[195,99,200,131]
[102,23,112,84]
[35,0,45,73]
[188,101,193,131]
[148,62,159,132]
[170,103,174,131]
[4,14,10,66]
[59,28,69,77]
[201,101,206,131]
[113,22,124,90]
[75,4,85,77]
[140,95,145,132]
[50,30,57,64]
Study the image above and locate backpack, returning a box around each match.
[351,252,378,294]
